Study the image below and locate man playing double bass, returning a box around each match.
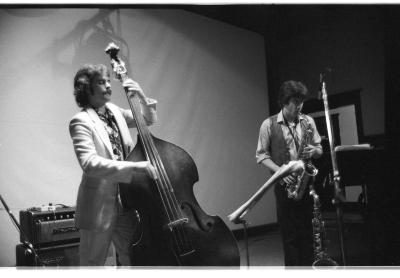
[69,64,158,266]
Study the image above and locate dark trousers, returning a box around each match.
[275,185,314,266]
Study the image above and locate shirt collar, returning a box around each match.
[277,110,305,125]
[277,111,285,123]
[91,105,110,117]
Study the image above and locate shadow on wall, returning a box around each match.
[6,9,132,84]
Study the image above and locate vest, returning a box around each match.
[269,114,291,167]
[269,114,312,202]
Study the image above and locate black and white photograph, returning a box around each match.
[0,1,398,272]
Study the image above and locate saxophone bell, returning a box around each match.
[312,257,339,267]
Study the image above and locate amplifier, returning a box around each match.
[19,206,79,246]
[16,241,79,266]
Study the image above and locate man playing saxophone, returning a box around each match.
[255,80,323,266]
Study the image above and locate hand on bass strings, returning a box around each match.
[122,78,149,104]
[134,161,158,180]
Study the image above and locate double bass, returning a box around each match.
[105,43,240,266]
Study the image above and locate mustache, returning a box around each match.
[106,89,112,94]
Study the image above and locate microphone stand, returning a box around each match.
[236,219,250,268]
[319,74,347,265]
[0,194,44,266]
[228,161,305,268]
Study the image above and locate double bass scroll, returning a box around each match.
[105,42,240,266]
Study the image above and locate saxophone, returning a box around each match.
[310,186,338,267]
[284,114,319,201]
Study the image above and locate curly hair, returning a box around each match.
[73,64,110,108]
[278,80,308,108]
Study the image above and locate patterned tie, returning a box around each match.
[95,108,124,161]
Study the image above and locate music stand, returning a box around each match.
[334,146,381,265]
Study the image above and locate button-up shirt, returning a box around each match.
[256,111,322,164]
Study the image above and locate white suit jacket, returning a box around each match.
[69,101,157,231]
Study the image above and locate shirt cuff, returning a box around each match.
[143,97,157,108]
[256,153,270,164]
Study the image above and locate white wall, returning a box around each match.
[0,8,272,266]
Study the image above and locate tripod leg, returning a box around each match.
[335,205,347,266]
[242,221,250,268]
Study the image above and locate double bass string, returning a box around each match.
[132,96,192,254]
[136,97,193,254]
[126,94,176,223]
[119,65,187,255]
[128,95,187,254]
[129,95,191,254]
[143,130,193,254]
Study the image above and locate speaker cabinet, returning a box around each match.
[16,242,79,266]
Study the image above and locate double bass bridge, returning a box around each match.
[167,218,196,258]
[167,217,189,230]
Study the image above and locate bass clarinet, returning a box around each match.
[309,186,338,267]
